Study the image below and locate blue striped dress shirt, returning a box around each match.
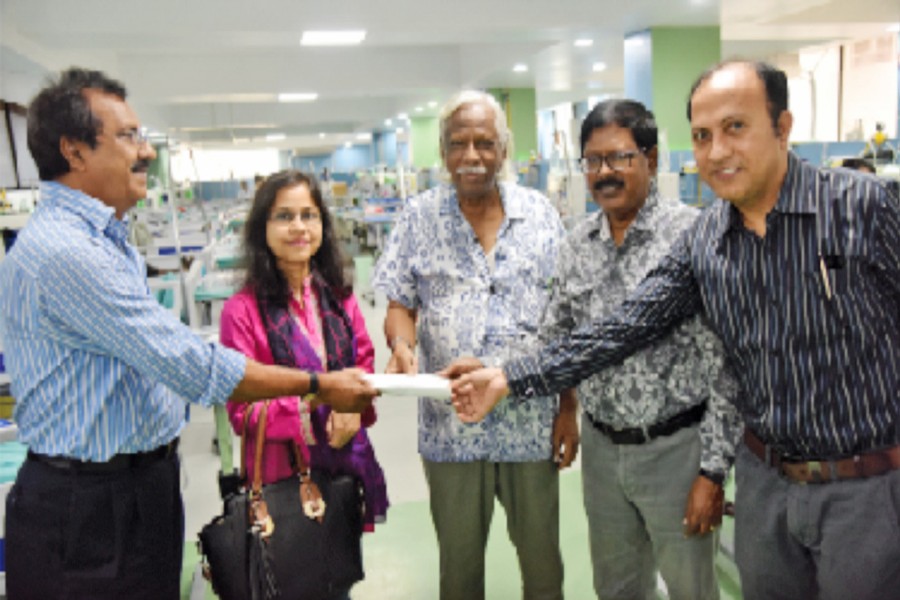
[0,182,246,461]
[506,153,899,459]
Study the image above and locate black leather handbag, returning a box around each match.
[198,401,364,600]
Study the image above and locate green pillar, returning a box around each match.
[625,27,720,151]
[148,143,171,190]
[410,116,441,169]
[488,88,538,163]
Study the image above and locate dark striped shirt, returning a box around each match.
[507,153,899,459]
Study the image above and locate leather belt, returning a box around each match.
[586,403,706,445]
[743,430,900,484]
[27,438,179,474]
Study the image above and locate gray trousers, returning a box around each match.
[581,416,719,600]
[422,459,564,600]
[734,443,900,600]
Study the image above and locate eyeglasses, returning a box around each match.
[578,150,643,173]
[269,209,322,225]
[115,129,149,147]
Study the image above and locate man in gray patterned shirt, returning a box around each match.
[539,99,742,600]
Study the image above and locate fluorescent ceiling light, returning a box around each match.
[398,112,409,120]
[513,64,528,73]
[301,30,366,46]
[427,101,437,108]
[278,92,318,102]
[265,133,286,141]
[356,133,372,141]
[593,62,607,72]
[318,132,326,139]
[415,106,423,112]
[574,39,593,47]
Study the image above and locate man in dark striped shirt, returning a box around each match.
[447,61,899,599]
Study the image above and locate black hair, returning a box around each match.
[580,99,657,156]
[686,60,788,132]
[841,158,876,174]
[27,67,127,181]
[241,170,349,307]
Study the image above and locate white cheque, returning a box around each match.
[364,374,451,399]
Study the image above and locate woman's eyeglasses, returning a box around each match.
[269,210,322,225]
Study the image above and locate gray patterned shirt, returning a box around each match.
[540,189,742,474]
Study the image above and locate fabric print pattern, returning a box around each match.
[540,189,743,473]
[373,182,565,462]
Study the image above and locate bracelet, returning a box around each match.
[699,468,725,486]
[307,371,319,395]
[389,335,415,352]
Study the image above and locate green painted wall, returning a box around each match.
[651,27,720,150]
[410,116,441,169]
[489,88,538,163]
[148,144,170,190]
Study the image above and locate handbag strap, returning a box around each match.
[239,404,256,483]
[251,402,269,495]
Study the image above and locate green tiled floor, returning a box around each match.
[181,471,742,599]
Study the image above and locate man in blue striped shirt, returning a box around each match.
[447,61,900,599]
[0,68,376,600]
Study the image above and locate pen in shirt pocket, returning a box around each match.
[818,255,832,300]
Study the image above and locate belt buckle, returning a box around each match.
[802,460,823,484]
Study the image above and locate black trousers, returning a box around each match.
[5,451,183,600]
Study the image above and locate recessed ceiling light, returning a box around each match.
[593,62,607,72]
[384,118,393,126]
[278,92,318,102]
[356,133,372,141]
[574,39,593,47]
[513,64,528,73]
[300,30,366,46]
[318,132,326,139]
[415,106,423,112]
[265,133,286,142]
[398,112,409,120]
[427,101,437,108]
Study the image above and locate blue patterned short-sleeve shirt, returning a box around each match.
[373,182,565,462]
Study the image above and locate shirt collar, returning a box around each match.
[773,151,817,215]
[40,181,130,243]
[588,181,660,242]
[711,151,815,240]
[439,181,525,220]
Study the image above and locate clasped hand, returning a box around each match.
[439,358,510,422]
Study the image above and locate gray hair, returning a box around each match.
[438,90,514,180]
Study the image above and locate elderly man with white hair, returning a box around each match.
[373,90,574,600]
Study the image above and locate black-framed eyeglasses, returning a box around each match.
[578,150,644,173]
[269,209,322,225]
[115,129,149,146]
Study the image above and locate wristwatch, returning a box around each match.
[307,371,319,395]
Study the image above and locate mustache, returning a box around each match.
[456,165,487,175]
[131,160,150,173]
[593,178,624,192]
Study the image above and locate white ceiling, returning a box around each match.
[1,0,898,154]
